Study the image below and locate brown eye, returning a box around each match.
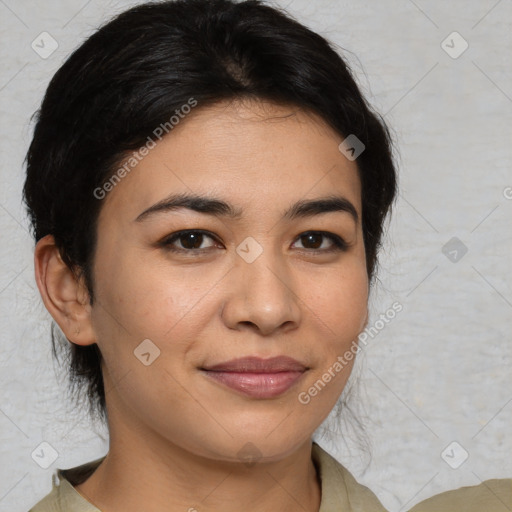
[300,233,323,249]
[293,231,348,252]
[178,232,205,249]
[161,230,219,252]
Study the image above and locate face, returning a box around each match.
[88,99,368,463]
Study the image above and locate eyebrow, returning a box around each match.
[135,193,358,224]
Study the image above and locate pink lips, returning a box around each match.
[201,356,307,399]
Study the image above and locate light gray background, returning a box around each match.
[1,1,511,511]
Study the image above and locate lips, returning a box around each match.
[202,356,307,373]
[201,356,308,399]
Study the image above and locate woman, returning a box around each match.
[23,1,509,511]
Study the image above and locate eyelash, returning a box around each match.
[160,229,348,255]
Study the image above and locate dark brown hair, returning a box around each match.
[24,0,397,421]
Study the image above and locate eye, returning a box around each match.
[160,229,348,255]
[292,231,348,252]
[160,230,221,253]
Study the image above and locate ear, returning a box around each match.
[34,234,96,346]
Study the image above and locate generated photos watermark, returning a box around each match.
[93,97,198,200]
[298,301,403,404]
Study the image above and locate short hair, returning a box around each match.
[24,0,397,422]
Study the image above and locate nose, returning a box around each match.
[221,251,301,337]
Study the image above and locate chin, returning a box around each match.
[186,424,314,466]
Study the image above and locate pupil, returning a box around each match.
[303,233,321,249]
[182,233,202,249]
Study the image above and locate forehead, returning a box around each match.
[99,99,362,223]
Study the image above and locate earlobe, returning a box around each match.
[34,234,96,346]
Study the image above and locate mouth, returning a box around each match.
[200,356,308,399]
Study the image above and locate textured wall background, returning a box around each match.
[0,1,511,511]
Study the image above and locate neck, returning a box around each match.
[75,402,321,512]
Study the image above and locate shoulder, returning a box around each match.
[312,442,387,512]
[28,456,105,512]
[409,479,512,512]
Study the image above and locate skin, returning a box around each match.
[35,99,369,512]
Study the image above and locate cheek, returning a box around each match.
[87,243,369,458]
[304,262,368,342]
[92,248,368,376]
[294,264,368,417]
[93,253,217,341]
[89,260,212,412]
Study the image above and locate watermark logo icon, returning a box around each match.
[134,339,161,366]
[31,32,58,59]
[31,441,59,469]
[441,441,469,469]
[442,237,468,263]
[338,134,365,161]
[441,32,468,59]
[237,442,262,468]
[236,237,263,263]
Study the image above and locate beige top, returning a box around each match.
[27,444,512,511]
[409,478,512,512]
[28,442,387,512]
